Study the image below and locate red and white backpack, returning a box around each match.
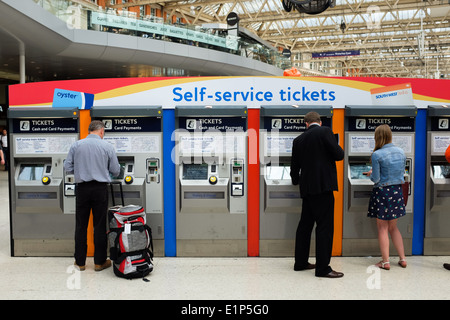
[107,204,153,279]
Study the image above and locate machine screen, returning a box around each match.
[18,164,45,181]
[183,164,208,180]
[266,165,290,180]
[349,164,372,180]
[432,165,450,179]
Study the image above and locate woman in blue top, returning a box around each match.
[365,124,407,270]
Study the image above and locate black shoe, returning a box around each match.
[294,263,316,271]
[317,270,344,278]
[444,263,450,271]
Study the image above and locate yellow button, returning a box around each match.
[124,175,133,184]
[209,176,217,184]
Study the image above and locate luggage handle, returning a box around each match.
[109,182,124,206]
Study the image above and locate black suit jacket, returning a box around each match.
[290,124,344,198]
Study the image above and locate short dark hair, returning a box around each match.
[88,120,105,133]
[304,111,321,124]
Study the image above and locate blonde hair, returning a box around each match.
[374,124,392,151]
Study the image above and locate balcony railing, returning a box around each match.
[32,0,292,70]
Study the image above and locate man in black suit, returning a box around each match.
[290,111,344,278]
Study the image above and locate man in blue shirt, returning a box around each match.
[65,120,121,271]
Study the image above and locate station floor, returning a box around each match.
[1,169,449,302]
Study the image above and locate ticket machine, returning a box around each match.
[175,106,247,256]
[8,107,79,256]
[259,105,333,256]
[424,105,450,254]
[90,106,164,255]
[343,105,416,256]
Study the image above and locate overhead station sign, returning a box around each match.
[312,50,360,58]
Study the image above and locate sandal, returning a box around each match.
[398,259,407,268]
[376,260,390,270]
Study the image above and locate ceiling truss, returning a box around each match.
[108,0,450,78]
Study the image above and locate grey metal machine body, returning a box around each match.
[175,106,247,256]
[8,107,80,256]
[90,105,164,256]
[343,105,416,256]
[259,105,333,256]
[424,105,450,255]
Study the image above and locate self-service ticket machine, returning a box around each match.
[175,106,247,256]
[343,105,416,256]
[8,107,79,256]
[90,106,164,255]
[424,105,450,255]
[259,105,333,256]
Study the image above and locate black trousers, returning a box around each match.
[74,181,109,266]
[3,147,8,170]
[295,191,334,276]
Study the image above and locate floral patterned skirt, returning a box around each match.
[367,184,406,220]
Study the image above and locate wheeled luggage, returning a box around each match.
[107,182,154,279]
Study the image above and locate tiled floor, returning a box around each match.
[1,169,449,300]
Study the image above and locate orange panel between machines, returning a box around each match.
[78,110,95,257]
[332,108,344,256]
